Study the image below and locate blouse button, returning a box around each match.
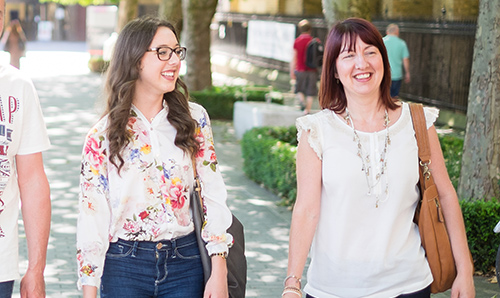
[156,243,163,249]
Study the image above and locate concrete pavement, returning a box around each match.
[7,41,500,297]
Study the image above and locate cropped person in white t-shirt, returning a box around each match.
[0,0,51,296]
[283,18,475,298]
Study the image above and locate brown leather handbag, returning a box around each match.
[409,103,457,293]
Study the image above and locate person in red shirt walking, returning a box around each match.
[290,19,318,115]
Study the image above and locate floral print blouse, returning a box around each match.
[76,102,233,288]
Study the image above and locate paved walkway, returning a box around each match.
[7,41,500,297]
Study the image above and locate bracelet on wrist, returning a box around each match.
[282,286,302,297]
[210,252,227,260]
[283,275,302,287]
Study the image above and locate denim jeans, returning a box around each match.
[0,280,14,298]
[100,232,204,298]
[306,285,431,298]
[390,79,403,97]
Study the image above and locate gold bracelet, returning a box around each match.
[283,275,302,287]
[281,286,302,297]
[210,252,227,260]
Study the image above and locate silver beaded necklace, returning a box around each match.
[344,108,391,208]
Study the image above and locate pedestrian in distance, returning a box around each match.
[290,19,319,115]
[0,0,52,297]
[76,16,233,298]
[283,18,474,298]
[383,23,410,98]
[1,19,27,69]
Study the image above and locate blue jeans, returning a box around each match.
[390,79,403,97]
[100,232,204,298]
[0,280,14,298]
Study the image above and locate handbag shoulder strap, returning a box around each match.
[409,103,431,164]
[191,154,198,178]
[191,154,202,191]
[409,103,434,188]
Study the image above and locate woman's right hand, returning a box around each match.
[82,285,98,298]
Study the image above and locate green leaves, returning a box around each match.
[461,200,500,274]
[438,134,464,189]
[39,0,116,7]
[241,126,297,206]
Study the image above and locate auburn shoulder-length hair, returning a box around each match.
[319,18,398,113]
[104,16,199,172]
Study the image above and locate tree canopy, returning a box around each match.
[39,0,116,7]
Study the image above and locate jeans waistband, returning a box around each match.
[113,232,197,251]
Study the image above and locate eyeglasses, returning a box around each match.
[146,46,187,61]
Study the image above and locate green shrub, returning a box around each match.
[461,200,500,274]
[88,56,109,73]
[241,127,297,205]
[438,134,464,189]
[190,85,282,120]
[190,89,236,120]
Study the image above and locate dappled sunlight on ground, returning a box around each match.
[212,120,300,297]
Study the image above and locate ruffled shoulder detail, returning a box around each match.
[296,111,325,160]
[423,106,440,129]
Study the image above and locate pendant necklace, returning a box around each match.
[344,108,391,208]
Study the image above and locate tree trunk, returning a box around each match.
[457,0,500,201]
[321,0,337,29]
[182,0,218,91]
[158,0,183,34]
[117,0,139,32]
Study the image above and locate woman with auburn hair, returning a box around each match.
[76,16,232,298]
[283,18,474,298]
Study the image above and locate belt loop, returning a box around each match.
[132,241,139,257]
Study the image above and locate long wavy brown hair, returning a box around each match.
[104,16,199,173]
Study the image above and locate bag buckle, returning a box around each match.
[420,160,432,180]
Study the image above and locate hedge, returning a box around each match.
[241,126,298,204]
[241,125,500,273]
[462,200,500,274]
[190,85,283,120]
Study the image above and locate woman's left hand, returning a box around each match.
[203,256,228,298]
[450,273,475,298]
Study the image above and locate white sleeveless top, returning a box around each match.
[296,102,436,298]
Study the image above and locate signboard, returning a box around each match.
[86,5,118,56]
[37,21,53,41]
[246,20,296,63]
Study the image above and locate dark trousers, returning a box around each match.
[0,280,14,298]
[390,79,403,97]
[306,285,431,298]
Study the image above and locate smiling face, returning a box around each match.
[134,26,182,103]
[335,35,384,101]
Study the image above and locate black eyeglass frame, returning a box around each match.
[146,46,187,61]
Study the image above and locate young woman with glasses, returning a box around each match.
[76,16,233,298]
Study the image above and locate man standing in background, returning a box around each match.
[383,23,410,98]
[0,0,52,296]
[290,19,318,115]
